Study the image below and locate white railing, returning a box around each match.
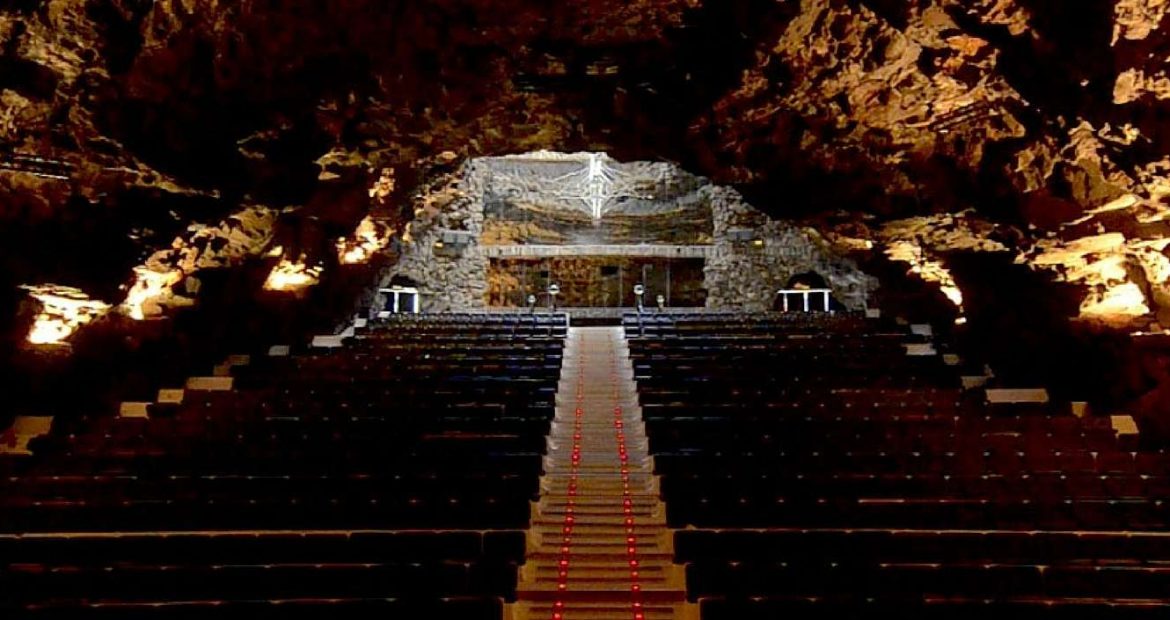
[776,288,832,312]
[379,286,420,315]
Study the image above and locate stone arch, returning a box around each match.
[774,270,841,312]
[785,271,829,290]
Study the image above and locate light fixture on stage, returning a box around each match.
[633,284,645,313]
[656,294,665,312]
[547,283,560,311]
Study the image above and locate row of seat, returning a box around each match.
[2,314,564,618]
[628,314,1170,618]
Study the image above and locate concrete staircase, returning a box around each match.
[509,327,696,620]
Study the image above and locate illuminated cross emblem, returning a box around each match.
[486,151,650,221]
[584,153,612,220]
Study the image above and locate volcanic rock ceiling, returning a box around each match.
[7,1,1170,386]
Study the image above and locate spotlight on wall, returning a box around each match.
[633,283,645,313]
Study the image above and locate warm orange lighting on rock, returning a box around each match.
[336,216,393,265]
[118,206,277,320]
[264,257,323,291]
[1022,233,1159,325]
[1080,282,1150,322]
[828,234,874,252]
[875,214,1009,316]
[122,267,183,321]
[20,285,111,345]
[884,241,965,309]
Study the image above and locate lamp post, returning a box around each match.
[633,284,645,314]
[527,293,537,314]
[656,294,665,313]
[547,283,560,312]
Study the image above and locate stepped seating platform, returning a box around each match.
[8,307,1166,619]
[0,313,568,619]
[626,311,1170,619]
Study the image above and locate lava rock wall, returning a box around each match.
[706,185,877,311]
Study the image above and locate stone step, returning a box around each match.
[543,450,650,460]
[544,463,654,472]
[545,440,649,451]
[541,475,658,492]
[535,491,659,500]
[544,465,654,476]
[527,542,675,559]
[540,474,656,483]
[523,555,680,576]
[556,383,636,390]
[546,439,649,448]
[552,383,636,393]
[535,496,664,512]
[548,430,647,439]
[544,449,650,458]
[549,422,647,432]
[507,601,697,620]
[530,532,672,549]
[519,328,687,618]
[549,416,643,424]
[544,459,653,468]
[535,504,660,519]
[517,586,688,603]
[534,512,666,527]
[556,400,641,409]
[531,522,668,539]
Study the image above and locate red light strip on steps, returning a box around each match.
[613,355,644,620]
[550,346,586,620]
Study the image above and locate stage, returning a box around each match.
[488,306,709,325]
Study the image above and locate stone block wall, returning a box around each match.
[704,186,877,311]
[381,156,877,312]
[377,166,488,312]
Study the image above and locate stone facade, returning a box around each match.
[383,156,877,312]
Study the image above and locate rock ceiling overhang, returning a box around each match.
[7,0,1170,345]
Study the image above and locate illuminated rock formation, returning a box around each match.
[336,216,394,265]
[19,285,110,345]
[263,258,323,293]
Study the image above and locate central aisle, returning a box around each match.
[511,327,695,620]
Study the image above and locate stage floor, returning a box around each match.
[487,306,709,325]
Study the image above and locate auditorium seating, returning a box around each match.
[626,312,1170,619]
[0,313,567,619]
